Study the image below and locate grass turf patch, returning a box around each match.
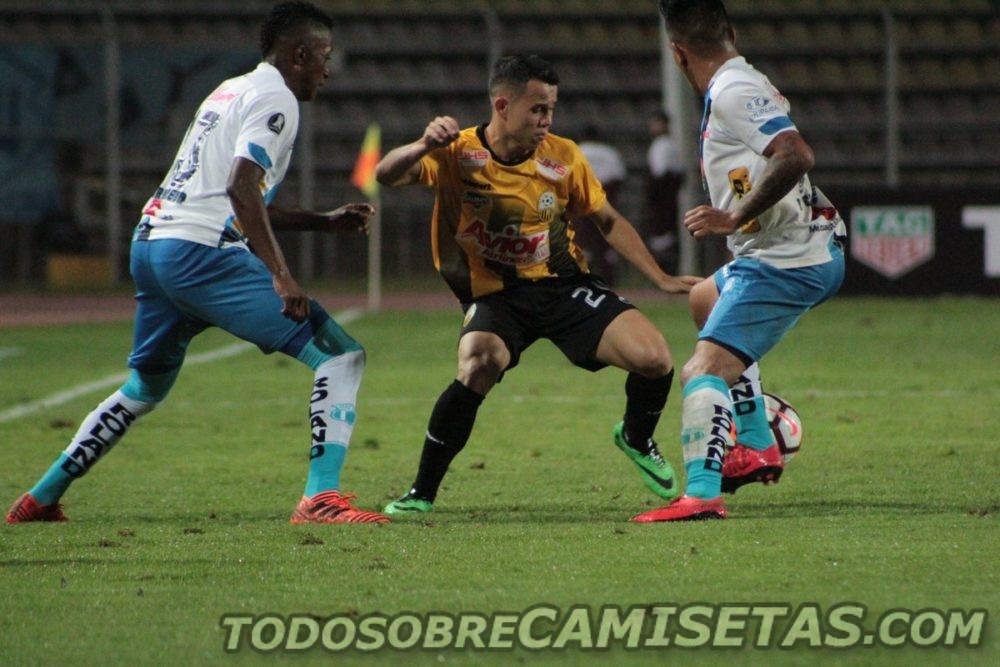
[1,297,996,665]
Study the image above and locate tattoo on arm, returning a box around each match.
[735,133,813,225]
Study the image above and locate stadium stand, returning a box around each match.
[0,0,998,282]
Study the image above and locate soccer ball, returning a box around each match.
[763,393,803,463]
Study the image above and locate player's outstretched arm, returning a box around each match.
[268,203,375,235]
[227,157,309,322]
[588,201,701,294]
[375,116,460,187]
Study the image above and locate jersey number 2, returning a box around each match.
[572,286,606,308]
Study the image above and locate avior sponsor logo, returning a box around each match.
[458,221,550,266]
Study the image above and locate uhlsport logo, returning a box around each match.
[850,206,935,279]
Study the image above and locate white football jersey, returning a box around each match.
[701,57,844,268]
[137,62,299,249]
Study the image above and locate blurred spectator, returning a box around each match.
[38,141,88,253]
[576,124,626,283]
[646,111,684,273]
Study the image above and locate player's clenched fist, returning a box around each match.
[683,204,741,238]
[422,116,461,150]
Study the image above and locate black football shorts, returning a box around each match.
[460,274,636,373]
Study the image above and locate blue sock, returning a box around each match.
[681,375,734,499]
[305,442,347,497]
[730,364,774,451]
[28,389,156,505]
[299,350,364,498]
[29,453,76,505]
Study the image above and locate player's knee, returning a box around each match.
[680,359,704,386]
[288,310,364,370]
[335,347,366,375]
[457,350,504,387]
[630,343,672,379]
[681,355,734,387]
[121,368,177,406]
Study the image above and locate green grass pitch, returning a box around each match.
[1,296,997,665]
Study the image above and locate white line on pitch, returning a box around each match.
[0,308,363,424]
[0,347,24,362]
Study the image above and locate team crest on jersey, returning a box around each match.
[458,221,550,267]
[267,112,285,135]
[535,157,568,181]
[538,191,557,223]
[460,150,490,167]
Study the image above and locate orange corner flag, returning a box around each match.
[351,123,381,198]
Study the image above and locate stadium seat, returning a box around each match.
[951,17,984,44]
[325,99,370,134]
[901,58,949,90]
[941,94,977,124]
[947,57,983,89]
[776,61,814,89]
[779,20,813,48]
[905,95,945,124]
[812,19,846,46]
[502,21,545,51]
[740,21,779,46]
[845,19,882,49]
[913,18,950,46]
[612,23,655,50]
[814,59,847,89]
[982,56,1000,86]
[846,58,882,89]
[987,16,1000,44]
[340,19,380,49]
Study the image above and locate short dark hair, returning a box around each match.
[659,0,733,49]
[260,1,333,58]
[488,55,559,97]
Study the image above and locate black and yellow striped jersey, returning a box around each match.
[418,124,607,302]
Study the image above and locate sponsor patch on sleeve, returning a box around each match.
[267,112,285,135]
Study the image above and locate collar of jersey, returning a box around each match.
[476,124,535,167]
[706,55,749,95]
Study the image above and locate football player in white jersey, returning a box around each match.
[7,2,388,525]
[634,0,846,522]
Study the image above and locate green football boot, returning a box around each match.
[383,491,434,515]
[613,421,679,500]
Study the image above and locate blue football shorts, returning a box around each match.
[127,238,312,373]
[699,245,845,364]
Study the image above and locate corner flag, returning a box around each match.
[351,123,381,198]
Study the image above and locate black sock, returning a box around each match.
[622,369,673,454]
[410,380,485,501]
